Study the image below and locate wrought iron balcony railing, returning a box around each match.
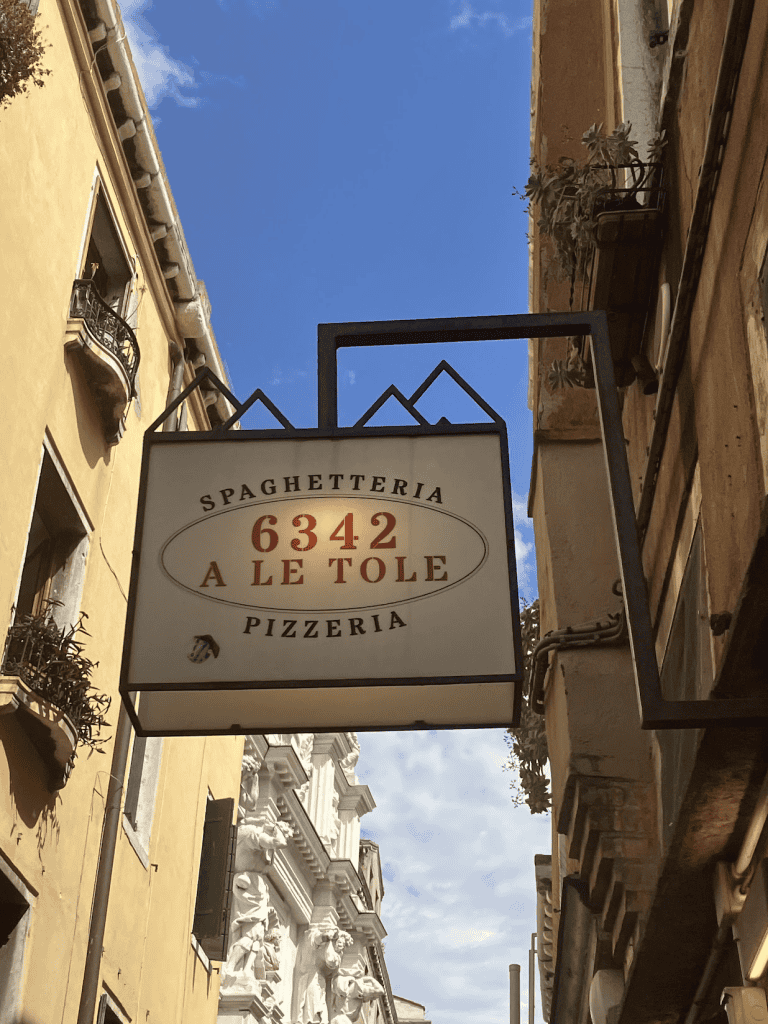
[69,279,140,391]
[591,160,665,216]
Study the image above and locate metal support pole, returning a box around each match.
[510,963,521,1024]
[529,933,536,1024]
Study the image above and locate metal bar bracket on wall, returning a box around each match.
[317,311,768,729]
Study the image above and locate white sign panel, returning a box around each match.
[121,429,522,734]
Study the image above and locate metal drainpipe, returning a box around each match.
[510,964,521,1024]
[76,341,185,1024]
[164,341,185,433]
[636,0,756,547]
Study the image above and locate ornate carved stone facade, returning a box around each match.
[218,734,394,1024]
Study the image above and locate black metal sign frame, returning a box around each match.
[120,363,524,735]
[317,311,768,730]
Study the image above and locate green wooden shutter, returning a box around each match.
[192,797,236,962]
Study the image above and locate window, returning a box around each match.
[122,736,164,867]
[80,188,133,315]
[14,443,90,629]
[97,993,129,1024]
[66,181,140,444]
[0,860,34,1021]
[192,797,236,962]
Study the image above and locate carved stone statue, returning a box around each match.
[339,734,360,782]
[292,928,354,1024]
[296,734,314,808]
[224,872,276,983]
[320,791,340,854]
[239,738,263,823]
[221,816,294,991]
[263,923,281,977]
[330,973,384,1024]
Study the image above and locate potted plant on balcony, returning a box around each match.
[526,122,667,389]
[1,602,110,787]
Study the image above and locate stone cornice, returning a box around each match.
[264,744,309,790]
[337,780,375,817]
[325,858,361,895]
[275,790,329,883]
[336,897,387,944]
[65,0,234,423]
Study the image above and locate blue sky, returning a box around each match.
[120,2,548,1022]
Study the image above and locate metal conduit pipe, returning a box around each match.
[682,921,733,1024]
[680,771,768,1024]
[530,582,627,714]
[76,344,186,1024]
[636,0,756,548]
[530,615,626,714]
[734,771,768,881]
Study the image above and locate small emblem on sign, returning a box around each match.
[188,634,220,663]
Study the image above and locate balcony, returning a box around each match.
[64,279,140,444]
[583,164,665,388]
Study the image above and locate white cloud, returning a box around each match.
[120,0,200,109]
[511,487,537,602]
[449,2,532,37]
[358,729,550,1024]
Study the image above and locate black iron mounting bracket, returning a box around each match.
[317,311,768,730]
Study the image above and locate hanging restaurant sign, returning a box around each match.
[120,424,523,735]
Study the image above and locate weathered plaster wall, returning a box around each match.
[0,2,243,1022]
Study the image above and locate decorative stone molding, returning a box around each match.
[222,736,387,1024]
[561,776,658,967]
[0,676,77,789]
[264,745,309,792]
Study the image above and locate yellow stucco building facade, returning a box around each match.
[0,1,244,1021]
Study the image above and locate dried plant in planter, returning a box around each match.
[504,598,550,814]
[524,122,667,390]
[526,122,666,288]
[0,0,51,110]
[2,602,110,755]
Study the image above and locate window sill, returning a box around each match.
[191,933,213,973]
[122,815,150,869]
[0,676,77,789]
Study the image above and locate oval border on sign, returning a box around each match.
[158,495,490,613]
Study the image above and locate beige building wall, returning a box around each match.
[0,1,243,1022]
[528,0,768,1023]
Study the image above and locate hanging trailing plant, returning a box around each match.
[2,602,110,754]
[0,0,51,111]
[526,122,665,286]
[524,122,667,389]
[504,598,550,815]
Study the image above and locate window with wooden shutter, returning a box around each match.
[657,518,713,849]
[192,797,236,962]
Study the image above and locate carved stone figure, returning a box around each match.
[224,872,276,983]
[330,973,384,1024]
[239,738,263,823]
[263,924,281,976]
[320,791,340,854]
[292,928,353,1024]
[339,734,360,782]
[296,734,314,808]
[221,816,294,991]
